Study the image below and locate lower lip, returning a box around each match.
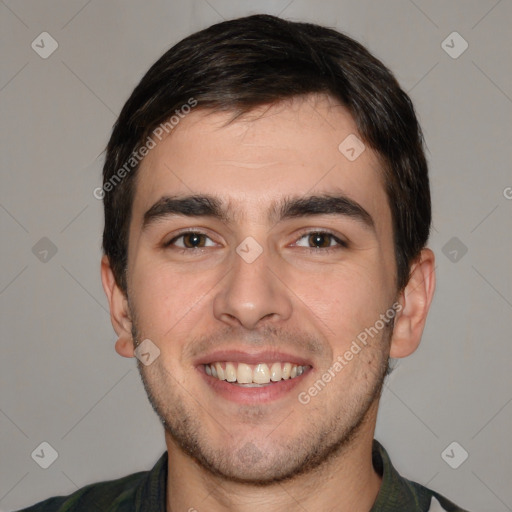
[198,366,310,404]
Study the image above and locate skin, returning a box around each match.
[101,94,436,512]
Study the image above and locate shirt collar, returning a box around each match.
[134,450,168,511]
[370,439,431,511]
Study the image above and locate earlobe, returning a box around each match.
[389,248,436,358]
[100,255,134,358]
[114,335,135,358]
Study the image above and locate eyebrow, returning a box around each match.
[276,194,374,230]
[142,193,375,232]
[143,195,228,229]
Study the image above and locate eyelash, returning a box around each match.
[164,230,348,254]
[294,230,348,252]
[164,230,215,252]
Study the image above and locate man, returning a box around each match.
[19,14,469,512]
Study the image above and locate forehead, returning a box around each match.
[132,94,389,228]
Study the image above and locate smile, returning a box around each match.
[204,362,310,386]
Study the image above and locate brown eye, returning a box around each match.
[182,233,207,248]
[166,232,215,249]
[294,231,347,250]
[308,233,332,248]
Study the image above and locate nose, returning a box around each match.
[212,245,293,330]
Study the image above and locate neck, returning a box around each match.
[165,402,382,512]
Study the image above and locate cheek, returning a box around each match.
[129,259,214,339]
[286,261,390,345]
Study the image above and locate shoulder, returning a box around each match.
[407,478,471,511]
[15,469,148,512]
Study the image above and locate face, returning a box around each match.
[123,94,399,483]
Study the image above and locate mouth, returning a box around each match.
[204,361,310,386]
[195,350,313,404]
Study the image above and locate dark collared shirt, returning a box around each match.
[17,440,469,511]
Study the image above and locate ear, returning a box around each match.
[100,255,134,358]
[390,248,436,358]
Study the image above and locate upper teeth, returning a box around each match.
[204,362,307,384]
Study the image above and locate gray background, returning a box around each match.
[1,1,511,510]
